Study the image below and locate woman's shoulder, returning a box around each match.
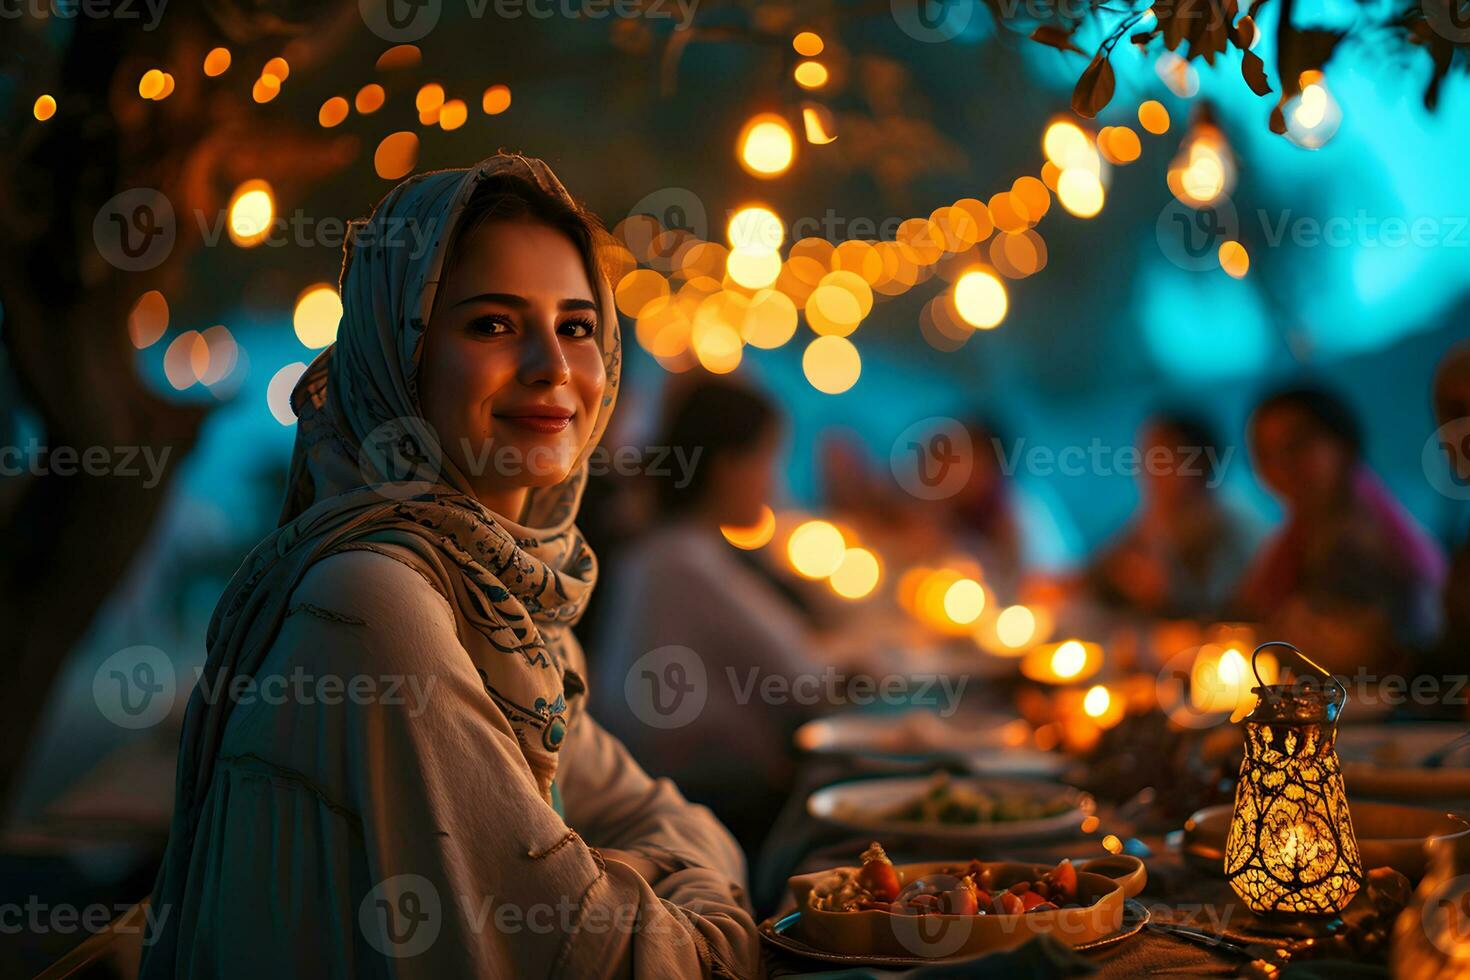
[289,544,458,642]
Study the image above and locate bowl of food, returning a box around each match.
[786,842,1147,959]
[807,773,1093,844]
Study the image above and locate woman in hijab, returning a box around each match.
[1238,384,1445,673]
[140,156,759,979]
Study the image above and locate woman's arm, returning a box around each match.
[558,713,748,887]
[256,549,760,979]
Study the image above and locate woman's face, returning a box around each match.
[418,218,606,516]
[1250,407,1350,511]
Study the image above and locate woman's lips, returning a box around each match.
[495,411,573,434]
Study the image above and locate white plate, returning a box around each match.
[806,775,1095,844]
[795,710,1030,757]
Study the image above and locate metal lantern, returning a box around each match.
[1224,641,1363,915]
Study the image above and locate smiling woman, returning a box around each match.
[138,156,758,979]
[419,190,608,520]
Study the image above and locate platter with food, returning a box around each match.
[806,773,1093,844]
[770,842,1147,961]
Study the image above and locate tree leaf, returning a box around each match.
[1031,25,1085,55]
[1072,52,1116,118]
[1241,49,1273,95]
[1269,103,1287,134]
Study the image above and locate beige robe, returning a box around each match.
[168,548,760,978]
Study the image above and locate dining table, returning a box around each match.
[750,747,1408,978]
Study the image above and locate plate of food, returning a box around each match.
[766,842,1148,962]
[1333,723,1470,803]
[795,710,1030,758]
[807,773,1094,843]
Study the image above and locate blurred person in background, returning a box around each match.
[1238,384,1445,673]
[593,375,859,855]
[1089,412,1255,620]
[1432,343,1470,679]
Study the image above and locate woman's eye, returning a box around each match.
[469,315,514,336]
[559,318,596,339]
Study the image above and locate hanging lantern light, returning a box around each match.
[1283,71,1342,150]
[1167,104,1236,209]
[1224,642,1363,915]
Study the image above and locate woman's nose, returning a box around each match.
[517,318,571,387]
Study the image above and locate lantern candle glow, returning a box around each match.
[1224,642,1362,915]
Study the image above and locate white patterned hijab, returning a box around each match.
[143,154,620,976]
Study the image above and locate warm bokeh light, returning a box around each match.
[1285,72,1341,149]
[439,99,468,130]
[33,95,56,121]
[1022,638,1103,684]
[226,180,275,247]
[741,288,798,348]
[726,205,784,254]
[319,97,349,127]
[1053,641,1087,678]
[793,31,824,56]
[164,331,207,390]
[806,271,871,336]
[690,317,743,374]
[1098,126,1141,164]
[787,520,846,578]
[1056,169,1105,217]
[267,362,308,425]
[794,61,828,89]
[203,47,231,76]
[415,83,445,114]
[482,84,512,114]
[802,104,837,145]
[376,45,422,72]
[128,290,169,349]
[252,75,280,104]
[726,249,782,289]
[953,269,1007,329]
[355,84,386,114]
[138,69,165,100]
[830,547,881,599]
[942,577,986,624]
[721,506,776,550]
[374,131,419,180]
[262,57,289,81]
[737,113,796,178]
[1138,100,1170,135]
[1087,686,1126,728]
[1043,120,1098,174]
[802,335,861,394]
[995,604,1037,650]
[1168,121,1234,207]
[198,325,238,386]
[615,269,670,318]
[1219,240,1250,278]
[293,284,343,349]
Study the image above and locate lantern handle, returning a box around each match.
[1252,640,1347,713]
